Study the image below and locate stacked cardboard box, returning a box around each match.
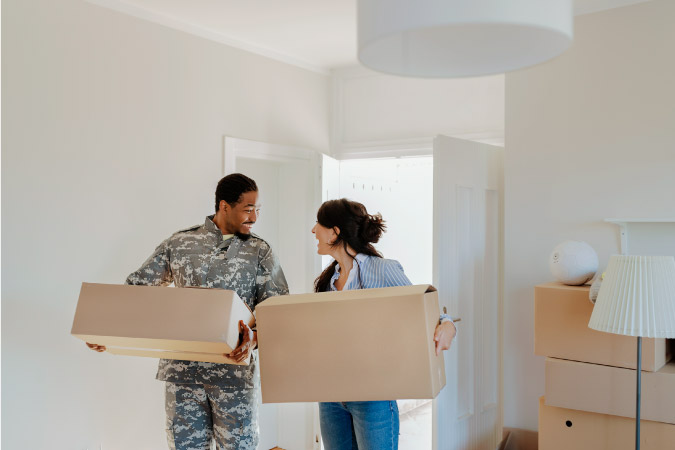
[534,282,674,449]
[538,397,675,450]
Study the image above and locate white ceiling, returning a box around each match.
[88,0,652,74]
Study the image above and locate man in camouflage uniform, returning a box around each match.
[87,173,289,449]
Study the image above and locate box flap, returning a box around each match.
[258,284,436,307]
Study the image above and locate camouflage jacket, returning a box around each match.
[126,215,289,389]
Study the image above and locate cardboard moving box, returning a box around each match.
[535,283,669,371]
[545,357,675,424]
[71,283,255,364]
[539,396,675,450]
[256,284,446,403]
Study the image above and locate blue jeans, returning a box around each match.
[319,401,399,450]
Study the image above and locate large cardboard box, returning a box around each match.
[545,357,675,424]
[535,282,669,371]
[256,285,446,403]
[71,283,255,364]
[539,396,675,450]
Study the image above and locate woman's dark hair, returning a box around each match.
[314,198,386,293]
[214,173,258,213]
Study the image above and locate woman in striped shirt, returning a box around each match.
[312,198,456,450]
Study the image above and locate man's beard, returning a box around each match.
[235,229,252,241]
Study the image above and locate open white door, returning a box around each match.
[223,136,323,450]
[433,135,503,450]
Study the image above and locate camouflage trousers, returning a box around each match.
[165,382,259,450]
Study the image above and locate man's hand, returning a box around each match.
[433,320,456,356]
[226,320,257,363]
[86,342,106,352]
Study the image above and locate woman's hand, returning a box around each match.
[86,342,106,352]
[226,320,257,363]
[433,320,456,356]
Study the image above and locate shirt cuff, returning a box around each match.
[439,314,457,336]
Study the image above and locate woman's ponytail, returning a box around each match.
[359,213,386,244]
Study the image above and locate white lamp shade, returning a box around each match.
[588,255,675,338]
[357,0,574,78]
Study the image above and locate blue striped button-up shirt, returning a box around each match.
[329,253,412,291]
[328,253,452,325]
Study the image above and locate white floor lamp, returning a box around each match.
[588,255,675,450]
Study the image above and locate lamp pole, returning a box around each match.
[636,336,641,450]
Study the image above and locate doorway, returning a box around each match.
[328,156,435,450]
[225,135,504,449]
[327,135,504,450]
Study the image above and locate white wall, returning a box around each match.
[1,0,329,448]
[504,0,675,431]
[331,66,504,156]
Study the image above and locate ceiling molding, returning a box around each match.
[330,66,505,155]
[87,0,651,75]
[86,0,331,75]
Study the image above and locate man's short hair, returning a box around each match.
[215,173,258,213]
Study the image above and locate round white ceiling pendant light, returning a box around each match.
[357,0,574,78]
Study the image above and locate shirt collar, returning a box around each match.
[334,253,368,272]
[205,215,237,249]
[330,253,368,291]
[204,215,221,235]
[354,253,368,264]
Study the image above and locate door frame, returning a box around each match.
[223,136,318,171]
[223,135,323,450]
